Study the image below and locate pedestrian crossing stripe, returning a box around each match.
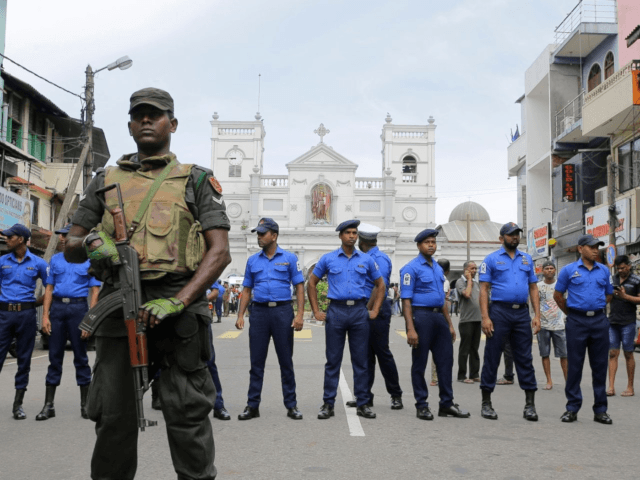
[294,329,312,340]
[395,330,407,339]
[217,330,243,339]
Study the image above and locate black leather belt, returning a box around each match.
[413,306,442,312]
[330,299,366,306]
[0,302,36,312]
[53,296,87,304]
[492,301,527,309]
[568,307,606,317]
[252,301,292,307]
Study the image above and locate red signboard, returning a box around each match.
[562,164,576,202]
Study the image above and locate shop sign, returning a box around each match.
[562,164,576,201]
[527,223,550,260]
[0,186,33,230]
[585,198,629,243]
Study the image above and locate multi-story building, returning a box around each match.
[507,0,640,271]
[0,70,110,253]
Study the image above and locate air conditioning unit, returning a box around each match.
[563,116,575,131]
[594,187,607,206]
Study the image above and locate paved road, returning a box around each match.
[1,314,638,479]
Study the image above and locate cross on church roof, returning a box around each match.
[314,123,330,143]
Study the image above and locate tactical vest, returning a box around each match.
[98,157,204,279]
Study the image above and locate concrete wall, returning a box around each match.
[582,34,619,90]
[618,0,640,66]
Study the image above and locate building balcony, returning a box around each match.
[355,177,384,189]
[260,175,288,188]
[582,60,640,138]
[554,91,586,142]
[552,0,617,61]
[507,131,526,176]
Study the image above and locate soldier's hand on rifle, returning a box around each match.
[138,297,185,327]
[85,231,120,263]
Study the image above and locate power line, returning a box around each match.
[0,52,84,100]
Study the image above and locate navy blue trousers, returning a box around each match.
[368,299,402,401]
[480,303,537,392]
[46,301,91,387]
[247,303,297,409]
[215,299,223,320]
[0,309,37,389]
[411,309,454,409]
[323,302,370,407]
[206,325,225,410]
[565,310,608,414]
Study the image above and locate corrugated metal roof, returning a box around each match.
[2,70,69,117]
[438,220,502,243]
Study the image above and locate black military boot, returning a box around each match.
[151,382,162,411]
[523,390,538,421]
[481,389,498,420]
[80,385,90,419]
[36,386,57,421]
[12,388,27,420]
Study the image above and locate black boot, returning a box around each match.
[12,389,27,420]
[80,385,90,419]
[523,390,538,421]
[36,386,57,421]
[151,382,161,411]
[481,389,497,420]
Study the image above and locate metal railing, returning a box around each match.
[555,91,584,138]
[554,0,617,45]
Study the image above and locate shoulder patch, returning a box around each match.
[209,176,223,194]
[403,272,411,286]
[480,263,487,274]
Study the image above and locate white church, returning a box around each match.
[211,112,438,283]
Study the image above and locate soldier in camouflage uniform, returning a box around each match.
[65,88,231,480]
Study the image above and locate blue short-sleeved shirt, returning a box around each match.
[362,246,391,298]
[46,253,101,298]
[399,254,446,307]
[243,246,305,302]
[479,247,537,304]
[210,281,225,298]
[313,247,382,301]
[0,249,48,303]
[555,258,613,311]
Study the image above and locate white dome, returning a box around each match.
[448,201,490,222]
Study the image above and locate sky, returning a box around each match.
[3,0,582,225]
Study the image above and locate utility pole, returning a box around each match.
[607,153,617,249]
[466,212,471,262]
[83,65,94,191]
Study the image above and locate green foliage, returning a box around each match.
[316,280,329,311]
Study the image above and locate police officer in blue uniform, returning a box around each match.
[208,280,225,323]
[345,223,403,410]
[235,218,305,420]
[206,324,231,420]
[0,224,48,419]
[400,229,470,420]
[36,224,101,421]
[553,234,614,424]
[308,219,386,420]
[479,222,541,421]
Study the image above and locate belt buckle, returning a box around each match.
[346,300,355,306]
[268,302,277,307]
[586,311,595,317]
[512,304,520,309]
[11,304,20,312]
[62,298,71,304]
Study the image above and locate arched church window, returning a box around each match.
[310,184,332,225]
[402,156,417,183]
[604,52,614,80]
[587,63,602,92]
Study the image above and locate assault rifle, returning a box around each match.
[79,182,157,431]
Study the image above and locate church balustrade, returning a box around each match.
[261,176,289,187]
[217,128,255,135]
[392,131,426,138]
[355,178,383,189]
[402,173,417,183]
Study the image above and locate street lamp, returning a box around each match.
[83,55,133,188]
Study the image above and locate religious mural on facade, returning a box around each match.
[311,184,332,225]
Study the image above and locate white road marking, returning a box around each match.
[338,368,365,437]
[5,354,48,365]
